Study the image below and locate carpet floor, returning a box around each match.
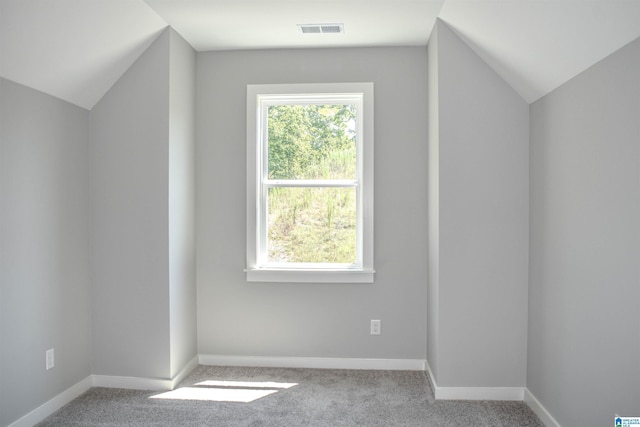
[37,365,544,426]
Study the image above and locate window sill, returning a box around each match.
[245,268,375,283]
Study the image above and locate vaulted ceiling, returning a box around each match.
[1,0,639,110]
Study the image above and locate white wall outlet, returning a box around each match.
[46,348,55,370]
[370,319,381,335]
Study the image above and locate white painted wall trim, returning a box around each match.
[91,374,173,391]
[5,358,558,427]
[524,388,562,427]
[92,355,199,391]
[435,385,525,401]
[170,355,199,389]
[425,360,525,401]
[425,359,437,392]
[7,357,199,426]
[8,376,92,427]
[199,355,426,371]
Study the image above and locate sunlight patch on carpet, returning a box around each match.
[150,387,278,403]
[150,380,299,403]
[195,380,298,389]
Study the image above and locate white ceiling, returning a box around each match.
[144,0,444,51]
[1,0,640,109]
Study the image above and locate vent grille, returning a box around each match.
[300,25,322,34]
[298,24,344,34]
[320,24,342,33]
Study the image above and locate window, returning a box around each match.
[246,83,374,283]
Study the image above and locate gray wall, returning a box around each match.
[91,30,172,379]
[427,24,440,379]
[196,47,428,359]
[528,37,640,426]
[427,21,529,387]
[91,28,198,381]
[168,29,198,377]
[0,78,91,426]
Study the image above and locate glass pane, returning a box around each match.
[267,187,356,264]
[267,104,357,180]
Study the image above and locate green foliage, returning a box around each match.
[268,187,357,264]
[267,104,356,179]
[266,103,358,264]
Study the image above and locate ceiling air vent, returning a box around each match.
[298,24,344,34]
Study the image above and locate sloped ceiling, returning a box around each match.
[1,0,640,109]
[439,0,640,103]
[0,0,168,110]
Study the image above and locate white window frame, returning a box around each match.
[246,83,374,283]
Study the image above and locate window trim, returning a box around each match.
[246,83,374,283]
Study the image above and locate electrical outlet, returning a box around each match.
[46,348,55,370]
[370,319,381,335]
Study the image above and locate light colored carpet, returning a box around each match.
[37,365,544,426]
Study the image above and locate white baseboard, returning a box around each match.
[435,385,525,400]
[170,355,199,389]
[8,356,200,426]
[524,388,562,427]
[91,374,173,391]
[199,354,426,371]
[425,360,525,401]
[92,355,199,391]
[7,357,559,427]
[8,376,92,427]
